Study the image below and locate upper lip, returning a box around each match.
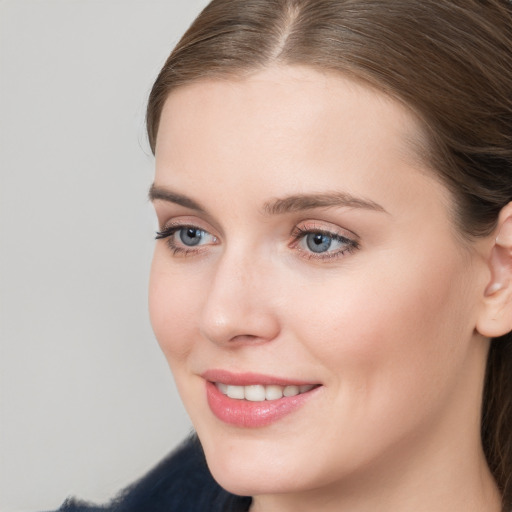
[201,369,320,387]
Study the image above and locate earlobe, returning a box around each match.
[477,202,512,338]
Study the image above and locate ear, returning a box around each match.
[476,202,512,338]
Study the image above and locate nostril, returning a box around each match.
[229,334,260,343]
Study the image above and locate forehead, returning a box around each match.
[156,65,428,168]
[154,65,443,215]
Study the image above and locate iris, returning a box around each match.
[180,228,204,246]
[306,233,333,253]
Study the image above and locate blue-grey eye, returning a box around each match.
[179,227,205,246]
[306,233,333,253]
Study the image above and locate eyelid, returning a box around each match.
[153,204,223,238]
[157,215,216,233]
[294,220,359,241]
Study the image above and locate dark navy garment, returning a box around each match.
[53,436,252,512]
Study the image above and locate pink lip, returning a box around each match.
[202,370,322,428]
[201,369,317,387]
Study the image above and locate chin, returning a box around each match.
[196,422,337,498]
[206,451,310,497]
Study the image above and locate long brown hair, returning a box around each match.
[147,0,512,507]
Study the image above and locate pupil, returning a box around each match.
[306,233,332,253]
[180,228,202,246]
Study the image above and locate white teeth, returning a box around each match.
[226,385,245,400]
[215,382,316,402]
[265,385,284,401]
[244,385,266,402]
[283,385,300,397]
[217,382,228,395]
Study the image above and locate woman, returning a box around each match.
[58,0,512,510]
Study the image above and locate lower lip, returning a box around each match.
[206,381,320,428]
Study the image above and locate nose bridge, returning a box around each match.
[199,244,279,345]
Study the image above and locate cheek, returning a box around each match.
[286,246,475,405]
[148,250,201,362]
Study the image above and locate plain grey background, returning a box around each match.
[0,1,211,510]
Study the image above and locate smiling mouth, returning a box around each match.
[214,382,319,402]
[205,376,322,427]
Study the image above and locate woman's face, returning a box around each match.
[149,66,489,498]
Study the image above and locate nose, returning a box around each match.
[198,250,281,346]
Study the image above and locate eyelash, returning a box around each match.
[155,223,359,261]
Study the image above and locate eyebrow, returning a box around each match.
[149,184,207,213]
[149,184,387,216]
[263,192,387,215]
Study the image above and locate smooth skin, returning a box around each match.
[149,66,510,511]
